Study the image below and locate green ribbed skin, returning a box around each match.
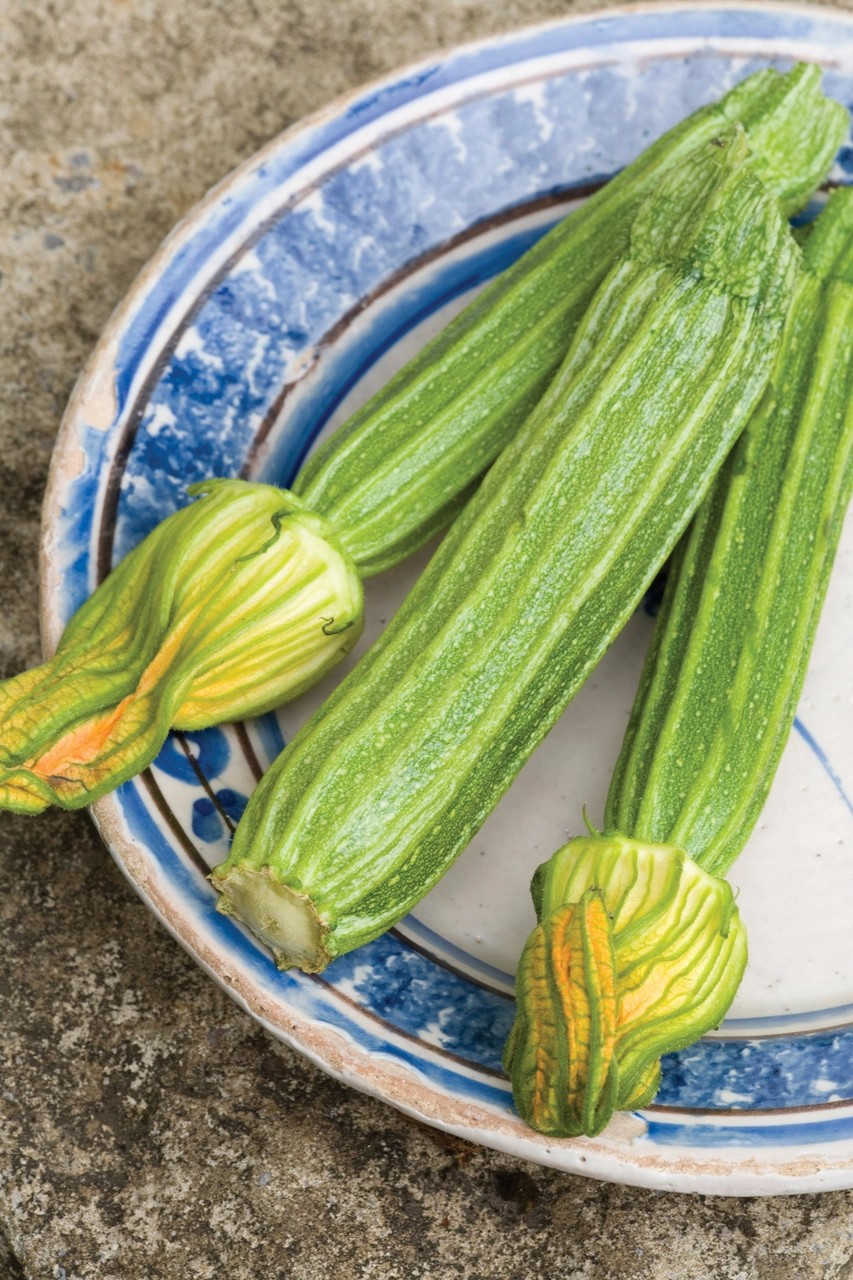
[213,130,800,970]
[605,188,853,877]
[295,64,846,576]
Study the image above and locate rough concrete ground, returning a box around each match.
[2,0,853,1275]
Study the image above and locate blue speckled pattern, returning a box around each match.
[657,1032,853,1110]
[42,6,853,1189]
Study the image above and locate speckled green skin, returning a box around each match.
[215,131,801,968]
[606,189,853,876]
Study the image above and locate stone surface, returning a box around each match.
[3,0,853,1276]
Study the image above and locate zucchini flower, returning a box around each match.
[0,480,362,814]
[504,835,746,1137]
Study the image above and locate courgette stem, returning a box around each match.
[213,129,800,970]
[505,190,853,1139]
[216,867,329,971]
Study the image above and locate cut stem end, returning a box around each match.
[212,865,331,972]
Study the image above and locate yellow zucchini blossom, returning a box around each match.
[0,479,363,814]
[504,834,747,1137]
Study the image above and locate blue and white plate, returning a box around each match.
[42,3,853,1194]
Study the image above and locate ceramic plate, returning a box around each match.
[42,3,853,1194]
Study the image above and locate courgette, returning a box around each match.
[504,189,853,1138]
[2,66,843,815]
[212,129,801,972]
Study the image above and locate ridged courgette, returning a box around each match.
[212,129,801,971]
[504,189,853,1138]
[607,188,853,872]
[2,66,843,815]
